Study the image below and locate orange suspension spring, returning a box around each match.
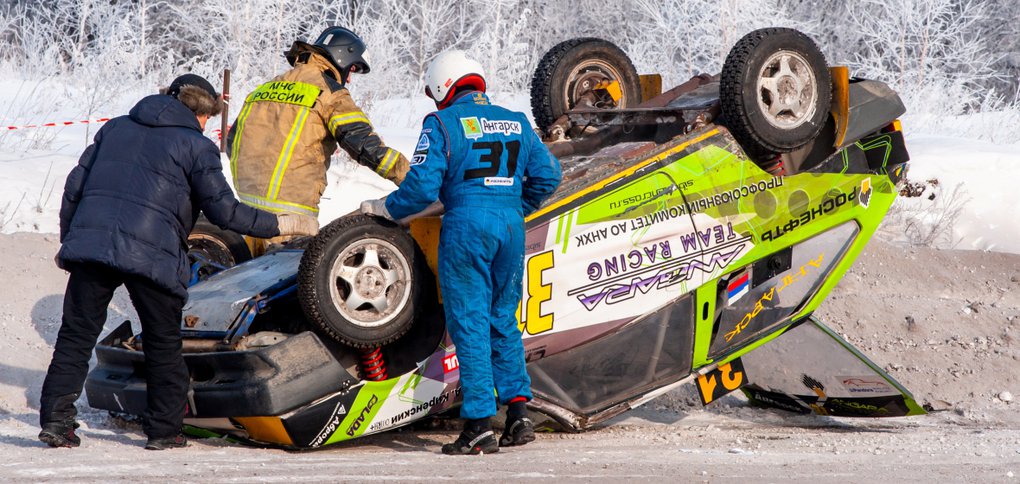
[359,347,388,381]
[760,155,786,176]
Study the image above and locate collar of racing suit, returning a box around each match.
[444,90,490,109]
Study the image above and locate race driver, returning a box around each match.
[360,50,561,455]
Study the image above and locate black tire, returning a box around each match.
[187,215,252,281]
[531,38,642,133]
[298,214,427,348]
[720,28,831,159]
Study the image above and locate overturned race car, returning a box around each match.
[85,28,921,449]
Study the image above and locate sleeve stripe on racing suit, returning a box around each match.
[328,112,371,134]
[267,106,311,199]
[376,148,398,177]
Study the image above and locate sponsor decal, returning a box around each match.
[828,398,889,415]
[748,390,808,413]
[459,116,522,139]
[607,183,688,211]
[696,360,745,405]
[726,270,750,304]
[859,178,873,208]
[389,388,460,426]
[585,241,673,282]
[840,377,893,394]
[575,179,779,249]
[723,253,824,342]
[442,354,459,373]
[582,223,739,281]
[374,388,462,431]
[415,133,430,152]
[570,230,750,312]
[802,374,829,415]
[524,346,547,362]
[461,117,482,139]
[309,402,348,447]
[574,222,631,248]
[479,118,522,136]
[472,92,489,105]
[573,218,740,251]
[484,176,514,186]
[344,394,379,437]
[410,154,427,166]
[625,177,784,231]
[761,187,858,242]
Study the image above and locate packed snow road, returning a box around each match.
[1,411,1017,482]
[0,233,1017,482]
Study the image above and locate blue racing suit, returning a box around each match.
[385,91,561,419]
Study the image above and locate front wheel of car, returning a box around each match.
[720,27,832,159]
[298,214,428,348]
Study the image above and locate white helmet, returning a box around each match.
[424,50,486,108]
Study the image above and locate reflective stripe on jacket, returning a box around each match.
[227,52,408,215]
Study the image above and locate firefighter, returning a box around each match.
[360,51,562,455]
[228,26,409,252]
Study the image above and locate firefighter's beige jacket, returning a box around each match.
[227,53,408,216]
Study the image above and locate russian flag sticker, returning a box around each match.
[727,271,750,304]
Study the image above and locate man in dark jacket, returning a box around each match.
[39,74,319,450]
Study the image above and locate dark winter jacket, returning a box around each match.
[57,94,280,299]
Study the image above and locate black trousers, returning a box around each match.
[40,261,188,439]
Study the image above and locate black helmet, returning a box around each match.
[287,27,370,82]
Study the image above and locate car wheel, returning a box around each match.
[720,28,831,159]
[187,215,252,283]
[531,38,642,133]
[298,214,427,348]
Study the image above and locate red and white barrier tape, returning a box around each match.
[4,118,228,143]
[4,118,111,131]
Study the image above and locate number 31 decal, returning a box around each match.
[464,140,520,180]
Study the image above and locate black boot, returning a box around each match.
[441,418,498,455]
[38,420,81,448]
[39,393,81,448]
[499,400,535,447]
[145,433,188,450]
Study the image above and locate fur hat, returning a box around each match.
[160,74,222,117]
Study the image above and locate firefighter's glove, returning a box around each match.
[276,213,320,237]
[360,198,393,221]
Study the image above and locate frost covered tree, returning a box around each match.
[842,0,999,115]
[1,0,1017,134]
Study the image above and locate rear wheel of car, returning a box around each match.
[720,28,831,159]
[531,38,642,133]
[187,215,252,283]
[298,214,427,348]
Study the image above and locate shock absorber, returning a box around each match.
[359,347,388,381]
